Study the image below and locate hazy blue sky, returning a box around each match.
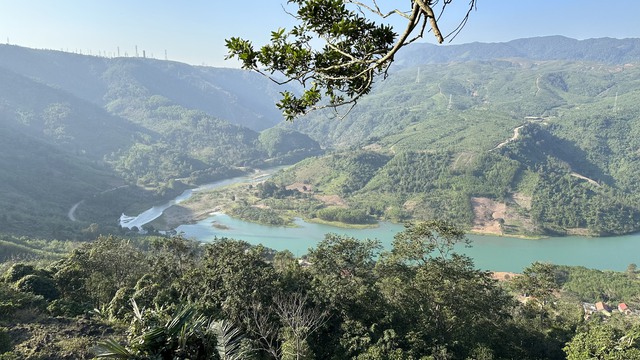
[0,0,638,67]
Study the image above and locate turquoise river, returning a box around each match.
[177,214,640,273]
[122,166,640,273]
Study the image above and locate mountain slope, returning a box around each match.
[0,46,322,238]
[3,37,640,238]
[394,36,640,67]
[0,66,146,159]
[272,45,640,236]
[0,45,287,131]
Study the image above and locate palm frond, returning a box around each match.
[93,338,136,359]
[165,305,196,335]
[210,320,251,360]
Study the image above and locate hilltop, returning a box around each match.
[0,45,321,238]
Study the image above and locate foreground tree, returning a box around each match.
[564,323,640,360]
[226,0,477,120]
[376,221,515,359]
[510,262,558,308]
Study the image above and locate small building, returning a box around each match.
[618,303,632,314]
[595,301,609,312]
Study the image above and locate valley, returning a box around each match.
[3,34,640,360]
[2,37,640,240]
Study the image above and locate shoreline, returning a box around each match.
[468,230,545,240]
[154,203,549,240]
[304,217,380,229]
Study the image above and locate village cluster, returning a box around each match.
[583,301,635,318]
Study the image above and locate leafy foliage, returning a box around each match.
[555,265,640,304]
[95,302,220,359]
[3,226,640,358]
[226,0,475,120]
[564,323,640,360]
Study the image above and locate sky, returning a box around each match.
[0,0,639,67]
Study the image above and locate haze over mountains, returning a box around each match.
[1,36,639,238]
[0,44,321,238]
[394,36,640,67]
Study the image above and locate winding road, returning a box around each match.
[67,185,129,222]
[491,122,601,187]
[67,200,84,221]
[492,125,525,150]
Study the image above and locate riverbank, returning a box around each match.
[140,168,602,239]
[148,178,260,230]
[155,200,541,239]
[468,230,544,240]
[302,217,380,229]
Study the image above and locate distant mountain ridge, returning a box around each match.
[395,36,640,67]
[0,44,286,130]
[2,36,640,238]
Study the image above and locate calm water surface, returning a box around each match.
[177,214,640,272]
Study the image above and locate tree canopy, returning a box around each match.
[225,0,477,120]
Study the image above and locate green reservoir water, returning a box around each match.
[177,214,640,272]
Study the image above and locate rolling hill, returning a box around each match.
[2,37,640,239]
[0,45,321,238]
[272,38,640,236]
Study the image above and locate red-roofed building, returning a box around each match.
[618,303,631,314]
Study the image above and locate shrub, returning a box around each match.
[0,327,12,354]
[15,274,59,301]
[3,264,34,283]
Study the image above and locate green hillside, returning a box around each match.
[2,39,640,238]
[0,46,321,238]
[0,45,288,130]
[269,59,640,236]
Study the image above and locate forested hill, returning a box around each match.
[3,37,640,239]
[273,37,640,237]
[394,36,640,67]
[0,45,321,238]
[0,44,287,130]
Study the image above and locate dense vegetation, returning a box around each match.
[3,225,640,359]
[229,205,290,226]
[259,57,640,236]
[3,37,640,358]
[3,39,640,237]
[0,45,322,239]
